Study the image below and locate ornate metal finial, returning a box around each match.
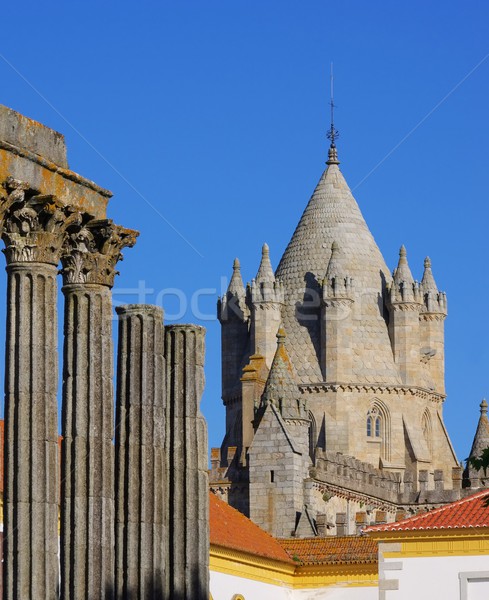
[326,63,340,165]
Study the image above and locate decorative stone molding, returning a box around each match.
[299,382,446,403]
[389,302,423,312]
[61,219,138,287]
[420,312,446,322]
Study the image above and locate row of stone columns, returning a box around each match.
[1,178,209,600]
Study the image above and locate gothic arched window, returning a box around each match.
[375,416,381,437]
[366,400,391,463]
[366,407,381,438]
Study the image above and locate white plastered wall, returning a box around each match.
[381,554,489,600]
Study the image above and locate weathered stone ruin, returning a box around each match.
[0,105,209,600]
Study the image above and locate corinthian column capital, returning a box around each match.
[61,219,139,287]
[0,177,82,265]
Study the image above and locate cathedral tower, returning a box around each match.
[210,119,465,536]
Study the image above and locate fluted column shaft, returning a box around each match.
[1,179,79,600]
[61,284,114,600]
[165,325,209,600]
[4,262,59,600]
[60,220,138,600]
[115,305,165,599]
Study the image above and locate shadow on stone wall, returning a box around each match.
[104,566,208,600]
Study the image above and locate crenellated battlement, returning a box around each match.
[249,277,285,305]
[313,449,401,503]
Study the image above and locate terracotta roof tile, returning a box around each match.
[364,489,489,533]
[278,536,378,565]
[209,493,294,564]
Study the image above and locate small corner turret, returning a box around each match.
[387,248,447,392]
[421,256,447,316]
[419,256,447,393]
[389,245,423,305]
[320,241,354,382]
[218,257,250,402]
[387,246,424,386]
[249,243,284,367]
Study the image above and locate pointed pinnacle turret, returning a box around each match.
[256,243,275,284]
[323,241,353,300]
[394,246,414,284]
[467,399,489,474]
[228,257,245,297]
[420,256,447,315]
[390,245,421,304]
[218,257,248,322]
[421,257,438,294]
[251,243,284,305]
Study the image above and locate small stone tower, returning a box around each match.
[249,243,284,367]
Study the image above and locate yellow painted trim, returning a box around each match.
[293,563,377,588]
[371,528,489,559]
[210,544,377,589]
[210,546,295,587]
[369,526,489,542]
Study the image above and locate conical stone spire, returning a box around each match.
[393,245,414,286]
[390,245,421,304]
[275,153,400,384]
[228,257,245,297]
[469,399,489,463]
[421,256,438,294]
[255,243,275,284]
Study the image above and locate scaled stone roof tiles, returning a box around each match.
[275,162,401,385]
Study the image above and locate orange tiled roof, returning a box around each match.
[209,493,294,564]
[364,489,489,533]
[278,536,378,565]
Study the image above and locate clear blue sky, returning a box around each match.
[1,2,488,460]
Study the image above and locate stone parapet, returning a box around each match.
[314,450,401,503]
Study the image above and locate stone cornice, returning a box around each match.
[420,312,446,322]
[299,382,446,403]
[311,480,400,512]
[389,302,424,312]
[0,139,112,198]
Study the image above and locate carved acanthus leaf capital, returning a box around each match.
[0,178,82,265]
[61,219,139,287]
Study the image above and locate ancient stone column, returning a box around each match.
[165,325,209,600]
[60,220,138,600]
[115,304,165,599]
[0,178,80,600]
